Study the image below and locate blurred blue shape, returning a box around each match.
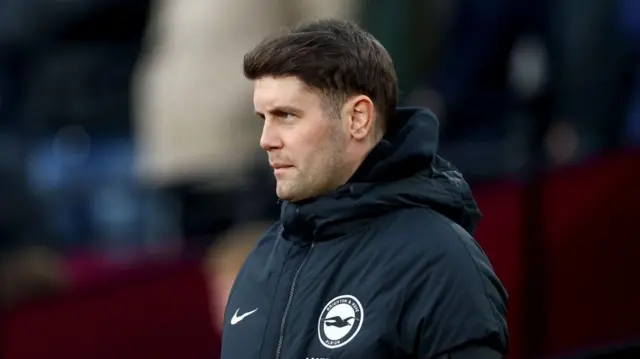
[26,133,179,260]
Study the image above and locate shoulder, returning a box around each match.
[381,207,488,267]
[253,221,282,248]
[375,207,507,319]
[225,221,282,297]
[237,221,283,266]
[383,207,506,309]
[379,208,509,357]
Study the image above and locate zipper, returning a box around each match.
[274,241,316,359]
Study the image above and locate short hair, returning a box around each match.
[243,19,398,130]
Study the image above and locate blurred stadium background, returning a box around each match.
[0,1,639,358]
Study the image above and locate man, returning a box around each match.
[220,19,508,359]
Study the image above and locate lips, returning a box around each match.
[270,163,293,170]
[271,163,293,176]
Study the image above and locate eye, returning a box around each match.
[273,110,295,122]
[282,112,294,122]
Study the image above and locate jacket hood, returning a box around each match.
[281,107,482,240]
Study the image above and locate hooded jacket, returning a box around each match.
[220,107,508,359]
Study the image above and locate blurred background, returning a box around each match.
[0,0,639,358]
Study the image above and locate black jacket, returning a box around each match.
[220,108,508,359]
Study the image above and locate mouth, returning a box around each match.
[271,164,294,175]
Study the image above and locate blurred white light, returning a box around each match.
[508,36,548,100]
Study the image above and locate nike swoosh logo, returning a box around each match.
[230,308,258,325]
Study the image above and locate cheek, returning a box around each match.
[285,118,345,176]
[287,124,328,161]
[289,138,319,171]
[305,135,342,174]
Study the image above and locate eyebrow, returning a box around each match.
[255,105,303,118]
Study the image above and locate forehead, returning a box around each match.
[253,76,322,111]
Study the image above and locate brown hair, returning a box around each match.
[243,19,398,129]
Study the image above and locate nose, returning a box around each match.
[259,119,283,151]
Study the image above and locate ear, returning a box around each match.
[346,95,375,141]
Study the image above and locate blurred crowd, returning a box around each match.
[0,0,638,308]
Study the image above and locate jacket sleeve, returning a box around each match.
[396,213,508,359]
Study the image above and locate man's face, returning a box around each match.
[254,76,350,202]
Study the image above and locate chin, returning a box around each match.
[276,181,317,203]
[276,193,300,202]
[275,188,294,202]
[276,188,305,203]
